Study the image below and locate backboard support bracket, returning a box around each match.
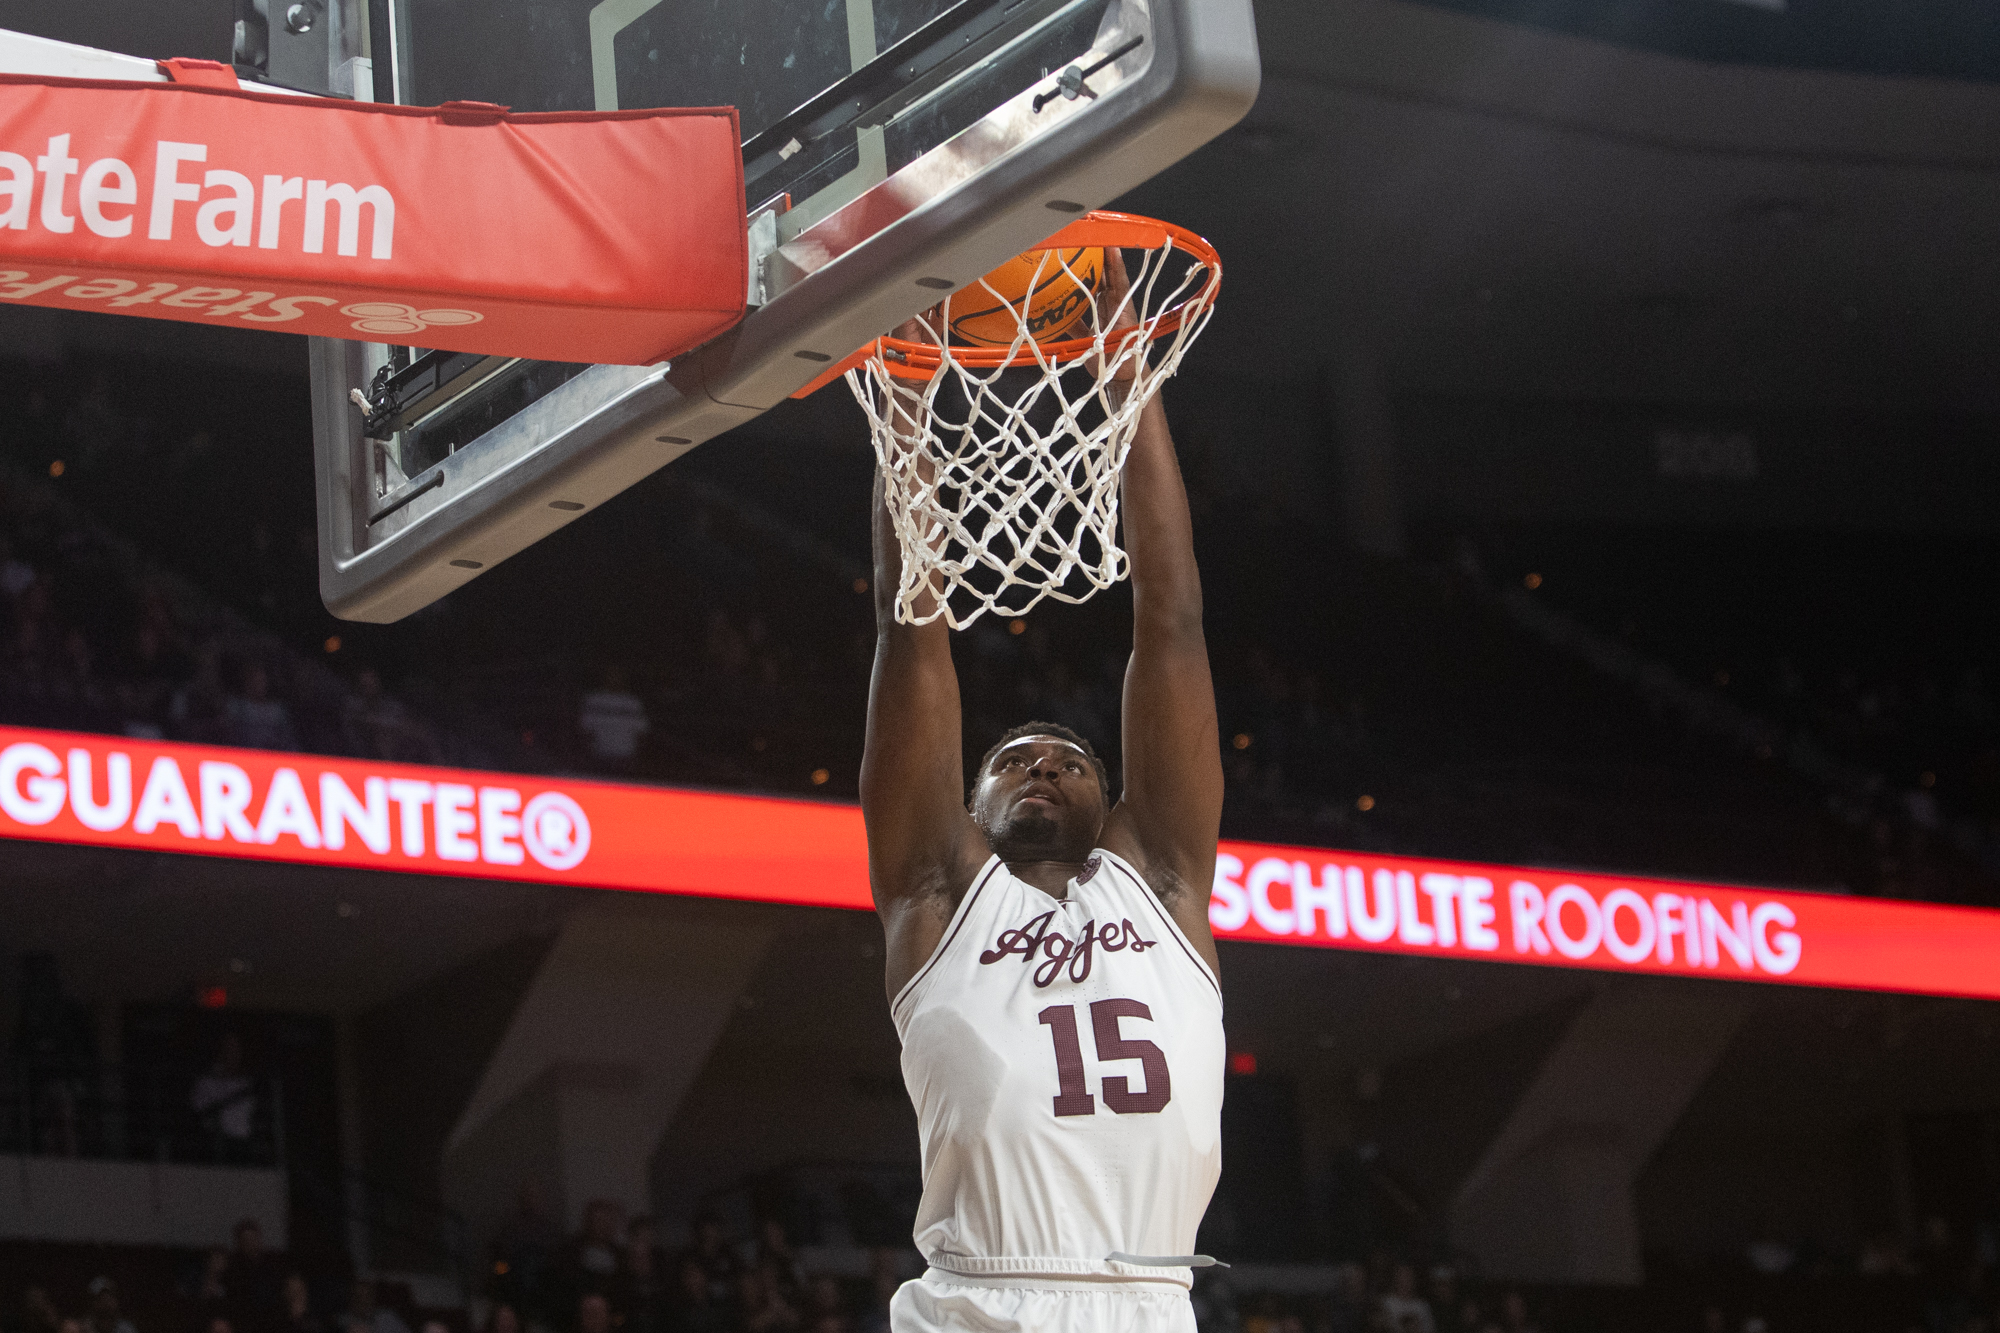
[311,0,1260,622]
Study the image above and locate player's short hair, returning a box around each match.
[975,721,1112,806]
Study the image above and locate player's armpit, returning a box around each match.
[1106,632,1224,945]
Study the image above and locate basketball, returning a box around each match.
[947,246,1105,347]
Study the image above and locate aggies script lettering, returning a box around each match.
[979,908,1157,987]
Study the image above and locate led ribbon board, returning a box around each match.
[0,726,1994,1001]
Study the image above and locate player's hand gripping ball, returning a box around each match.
[946,247,1105,347]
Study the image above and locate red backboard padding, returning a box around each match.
[0,69,746,365]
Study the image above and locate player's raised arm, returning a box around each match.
[861,440,987,1000]
[1099,267,1225,967]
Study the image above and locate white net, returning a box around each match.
[848,228,1218,628]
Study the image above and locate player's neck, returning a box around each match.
[1005,857,1094,898]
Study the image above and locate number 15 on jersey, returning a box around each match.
[1038,998,1172,1117]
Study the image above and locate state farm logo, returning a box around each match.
[0,269,495,335]
[521,791,589,870]
[343,302,483,336]
[2,134,397,259]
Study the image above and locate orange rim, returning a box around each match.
[872,210,1219,380]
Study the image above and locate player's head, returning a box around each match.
[969,722,1111,861]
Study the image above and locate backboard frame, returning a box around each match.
[312,0,1260,623]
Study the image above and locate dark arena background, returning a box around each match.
[4,3,2000,1333]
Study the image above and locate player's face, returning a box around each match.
[970,736,1106,861]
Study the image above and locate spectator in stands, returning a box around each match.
[702,611,748,681]
[478,1305,520,1333]
[61,373,130,469]
[682,1212,738,1306]
[578,667,649,769]
[733,1268,798,1333]
[1322,1263,1367,1333]
[123,599,189,738]
[224,662,298,752]
[195,1248,232,1329]
[14,949,88,1157]
[802,1277,844,1333]
[341,1283,411,1333]
[573,1296,609,1333]
[84,1279,135,1333]
[55,628,109,727]
[1241,1294,1286,1332]
[115,679,164,739]
[618,1216,667,1333]
[1744,1212,1800,1276]
[0,533,36,602]
[278,1276,322,1333]
[1861,1231,1919,1277]
[753,1220,804,1312]
[1379,1265,1434,1333]
[190,1039,258,1162]
[663,1259,728,1333]
[0,449,462,770]
[8,574,53,673]
[1499,1291,1540,1333]
[851,1249,901,1333]
[223,1219,286,1333]
[17,1286,62,1333]
[566,1199,626,1294]
[169,648,231,745]
[1428,1269,1462,1330]
[342,668,440,764]
[1916,1215,1976,1333]
[489,1180,563,1328]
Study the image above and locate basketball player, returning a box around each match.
[861,252,1224,1332]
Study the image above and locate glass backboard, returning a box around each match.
[313,0,1259,621]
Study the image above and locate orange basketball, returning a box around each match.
[947,247,1104,347]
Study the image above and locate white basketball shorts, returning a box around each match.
[889,1272,1197,1333]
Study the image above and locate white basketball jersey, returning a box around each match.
[891,848,1225,1288]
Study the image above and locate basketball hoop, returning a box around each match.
[849,211,1221,628]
